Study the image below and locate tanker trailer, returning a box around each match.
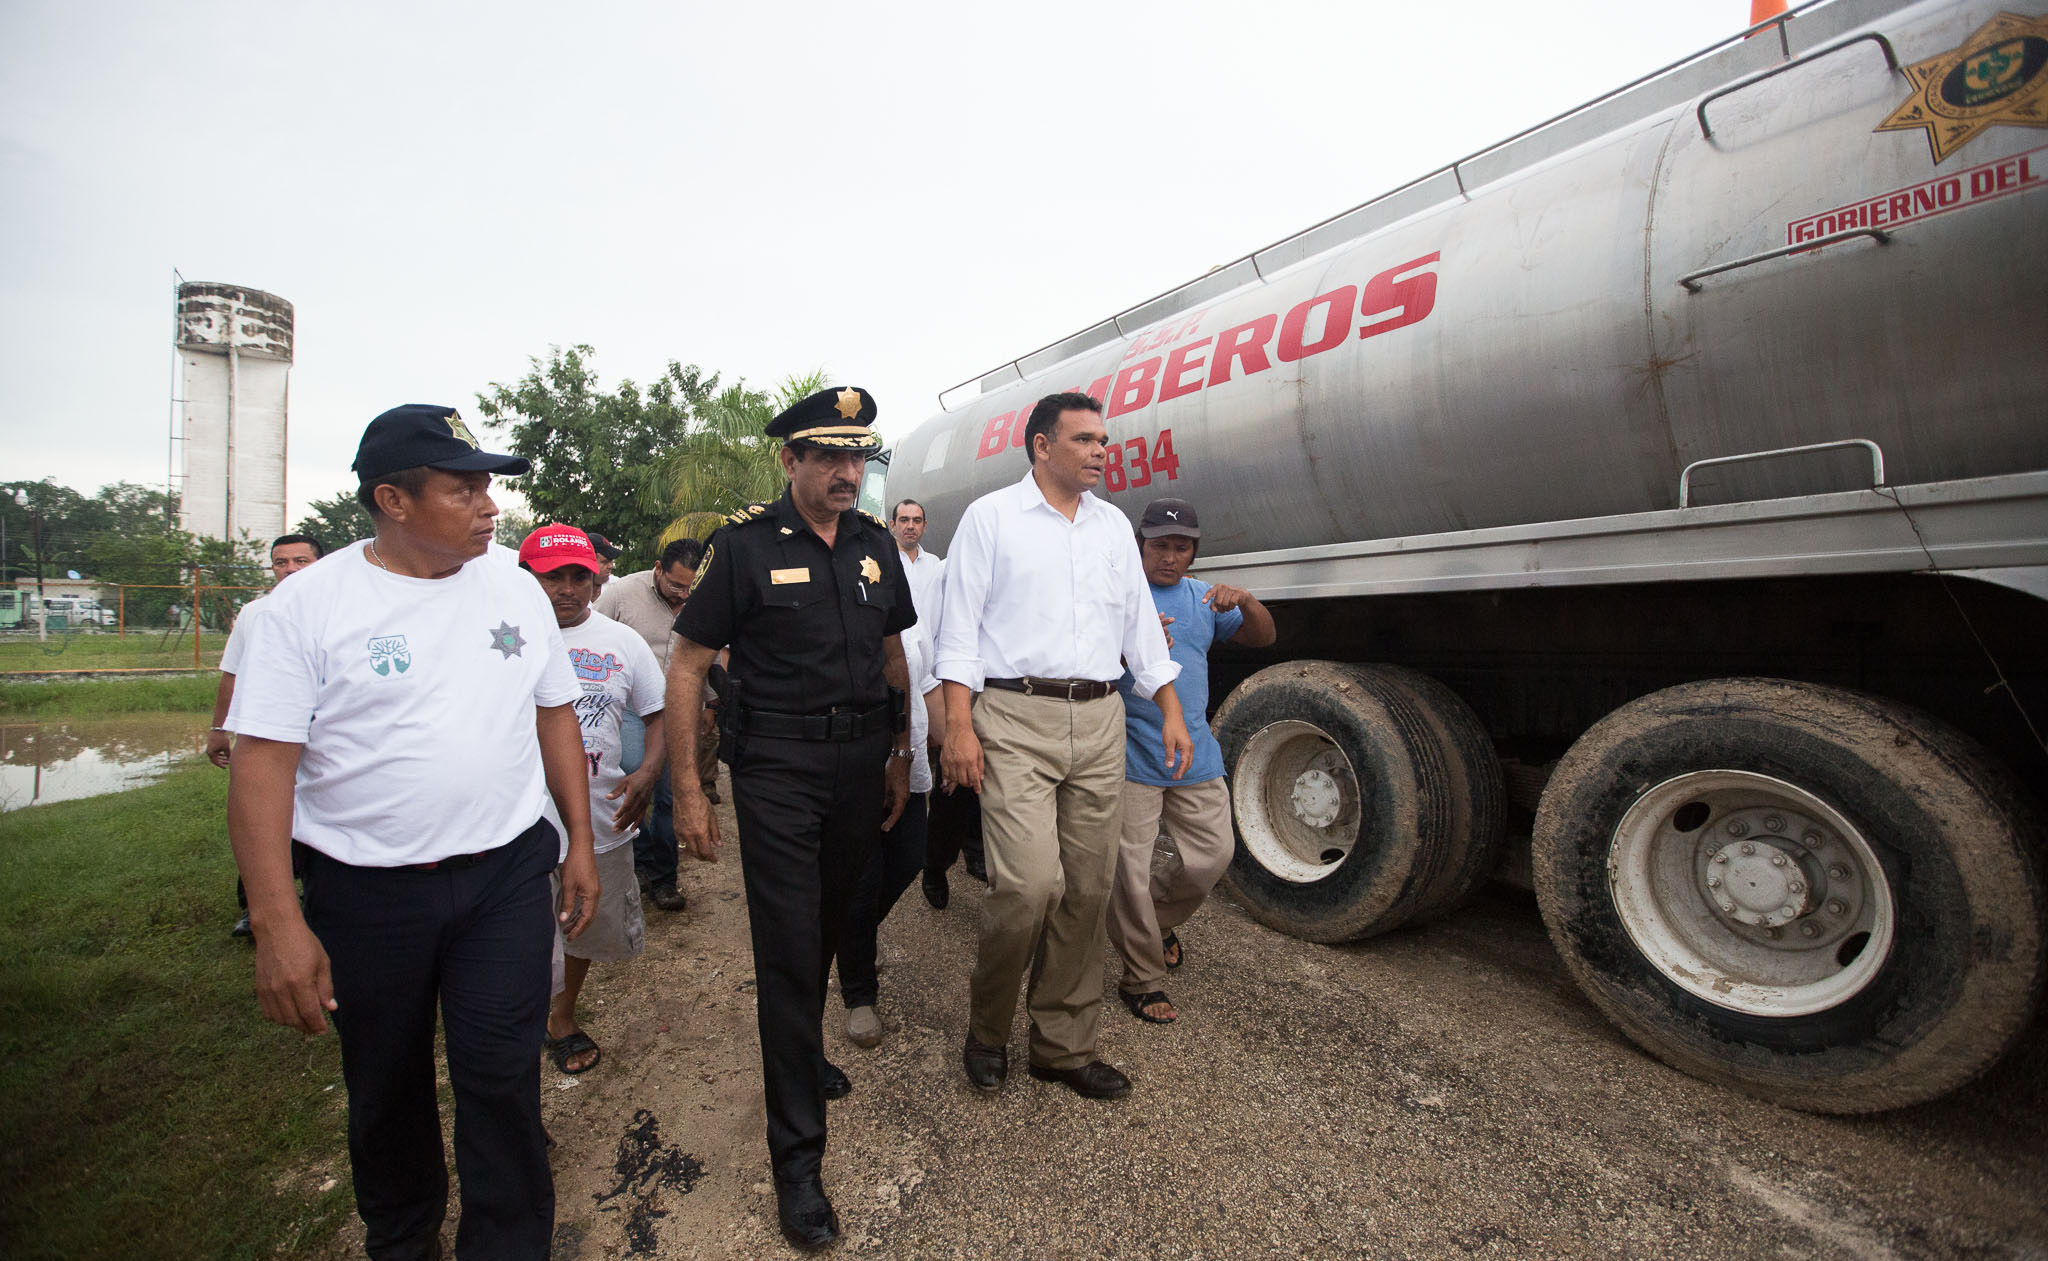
[884,0,2048,1114]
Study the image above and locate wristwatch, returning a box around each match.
[887,747,914,761]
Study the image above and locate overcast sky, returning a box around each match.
[1,0,1748,525]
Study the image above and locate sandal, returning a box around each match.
[1162,931,1184,971]
[545,1029,601,1074]
[1120,989,1178,1024]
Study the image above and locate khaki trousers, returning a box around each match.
[1109,777,1235,993]
[968,687,1126,1070]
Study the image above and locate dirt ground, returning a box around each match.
[316,785,2048,1260]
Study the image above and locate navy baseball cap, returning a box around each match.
[1138,498,1200,539]
[352,404,530,482]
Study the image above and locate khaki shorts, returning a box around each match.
[552,842,645,963]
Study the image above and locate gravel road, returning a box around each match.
[320,786,2048,1259]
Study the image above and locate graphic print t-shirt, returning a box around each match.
[558,611,665,854]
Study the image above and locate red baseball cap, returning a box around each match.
[518,524,600,573]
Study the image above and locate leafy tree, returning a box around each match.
[493,506,535,550]
[475,345,719,574]
[654,370,828,541]
[293,491,374,558]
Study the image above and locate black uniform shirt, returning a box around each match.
[674,488,915,714]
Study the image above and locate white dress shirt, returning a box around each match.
[935,472,1181,699]
[899,544,946,647]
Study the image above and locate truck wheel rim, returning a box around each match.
[1234,720,1360,883]
[1608,770,1895,1018]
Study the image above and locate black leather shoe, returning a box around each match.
[230,912,253,940]
[1027,1059,1131,1100]
[774,1175,841,1251]
[648,881,687,912]
[962,1037,1007,1093]
[964,854,988,884]
[821,1060,851,1101]
[921,869,949,909]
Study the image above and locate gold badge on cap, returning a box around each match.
[445,411,481,449]
[1875,13,2048,163]
[834,388,863,420]
[859,555,881,583]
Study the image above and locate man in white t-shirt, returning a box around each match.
[207,532,324,939]
[519,524,665,1076]
[226,404,600,1260]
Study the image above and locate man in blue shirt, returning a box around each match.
[1111,498,1276,1023]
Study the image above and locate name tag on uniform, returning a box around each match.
[770,568,810,585]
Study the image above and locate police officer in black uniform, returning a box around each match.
[665,385,914,1251]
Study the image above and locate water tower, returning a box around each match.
[175,282,293,543]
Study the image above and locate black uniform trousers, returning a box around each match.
[836,790,928,1010]
[925,780,986,878]
[298,818,557,1261]
[729,728,887,1180]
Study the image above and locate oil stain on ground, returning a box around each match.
[594,1109,706,1255]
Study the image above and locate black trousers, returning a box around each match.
[924,779,985,877]
[298,819,557,1261]
[836,791,928,1010]
[632,764,677,889]
[729,730,885,1180]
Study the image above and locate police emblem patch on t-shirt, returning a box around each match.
[487,621,526,659]
[368,635,411,676]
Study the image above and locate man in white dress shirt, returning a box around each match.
[936,391,1193,1101]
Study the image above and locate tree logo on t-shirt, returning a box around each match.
[368,635,411,676]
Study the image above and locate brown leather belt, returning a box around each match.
[984,676,1116,701]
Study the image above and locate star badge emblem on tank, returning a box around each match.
[1875,12,2048,163]
[859,555,881,584]
[834,388,862,419]
[487,621,526,659]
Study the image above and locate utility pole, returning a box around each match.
[12,489,44,641]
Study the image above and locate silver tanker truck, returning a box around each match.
[882,0,2048,1114]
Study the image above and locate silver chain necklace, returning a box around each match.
[368,539,390,571]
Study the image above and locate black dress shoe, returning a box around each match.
[921,869,949,909]
[964,854,988,883]
[648,881,687,912]
[1027,1059,1131,1100]
[821,1059,851,1101]
[774,1175,841,1251]
[230,912,253,940]
[962,1037,1007,1093]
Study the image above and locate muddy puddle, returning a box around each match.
[0,712,208,811]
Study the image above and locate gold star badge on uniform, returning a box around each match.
[859,555,881,583]
[834,388,863,420]
[1875,13,2048,163]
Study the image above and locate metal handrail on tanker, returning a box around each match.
[1678,439,1887,508]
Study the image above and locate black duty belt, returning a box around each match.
[984,676,1116,701]
[735,701,894,742]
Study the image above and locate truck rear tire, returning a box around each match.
[1347,664,1508,920]
[1215,662,1457,942]
[1532,678,2045,1113]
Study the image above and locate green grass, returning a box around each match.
[0,674,217,717]
[0,761,352,1260]
[0,631,228,673]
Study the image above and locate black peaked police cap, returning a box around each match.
[352,404,531,482]
[764,386,882,455]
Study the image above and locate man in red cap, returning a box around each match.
[518,524,667,1076]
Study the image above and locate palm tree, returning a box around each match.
[651,370,828,543]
